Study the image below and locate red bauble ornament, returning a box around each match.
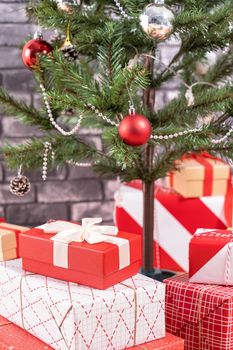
[118,113,152,146]
[22,38,53,69]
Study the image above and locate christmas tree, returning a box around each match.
[0,0,233,278]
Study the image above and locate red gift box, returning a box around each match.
[128,332,184,349]
[189,228,233,285]
[0,315,52,349]
[115,181,230,272]
[165,274,233,350]
[19,220,141,289]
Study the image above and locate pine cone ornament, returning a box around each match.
[61,43,79,61]
[9,175,31,197]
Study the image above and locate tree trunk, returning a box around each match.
[141,180,155,275]
[141,53,156,276]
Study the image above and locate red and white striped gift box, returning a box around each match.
[189,229,233,285]
[0,259,165,350]
[114,181,230,272]
[165,274,233,350]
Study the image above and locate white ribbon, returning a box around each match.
[43,218,130,270]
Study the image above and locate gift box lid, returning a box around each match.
[175,157,230,181]
[19,221,141,278]
[165,274,233,330]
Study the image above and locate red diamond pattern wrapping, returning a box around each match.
[165,274,233,350]
[0,259,165,350]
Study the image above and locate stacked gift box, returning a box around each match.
[115,153,232,272]
[0,153,232,349]
[165,228,233,350]
[0,219,179,350]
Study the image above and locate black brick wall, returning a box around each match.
[0,1,179,227]
[0,1,117,226]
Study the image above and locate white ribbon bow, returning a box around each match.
[43,219,130,270]
[45,218,118,244]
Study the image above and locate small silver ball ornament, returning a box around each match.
[140,1,174,41]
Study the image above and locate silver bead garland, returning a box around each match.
[212,127,233,145]
[151,127,201,140]
[40,83,83,136]
[42,142,55,181]
[40,76,232,146]
[67,160,92,167]
[113,0,132,19]
[86,102,119,127]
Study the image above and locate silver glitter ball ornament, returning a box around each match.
[140,1,174,41]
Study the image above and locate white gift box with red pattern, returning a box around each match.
[114,181,230,272]
[0,259,165,350]
[189,229,233,285]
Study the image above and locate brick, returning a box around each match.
[37,180,103,203]
[3,91,32,105]
[0,47,23,69]
[1,136,32,147]
[0,206,4,218]
[32,93,42,109]
[6,203,69,226]
[154,90,166,111]
[164,89,180,104]
[2,116,42,137]
[6,166,67,182]
[0,4,28,23]
[159,43,181,65]
[162,76,182,89]
[0,24,35,46]
[68,166,98,180]
[81,135,102,151]
[79,128,102,136]
[3,69,35,92]
[0,184,35,204]
[103,180,119,200]
[72,201,115,222]
[0,163,4,182]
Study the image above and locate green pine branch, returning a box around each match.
[156,86,233,126]
[0,88,52,130]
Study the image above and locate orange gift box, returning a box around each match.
[19,220,141,290]
[128,332,184,349]
[0,315,52,349]
[169,153,231,198]
[0,223,29,261]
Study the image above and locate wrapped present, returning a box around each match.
[128,332,184,349]
[0,259,165,350]
[168,152,231,198]
[0,223,29,261]
[114,181,230,272]
[0,315,52,349]
[19,218,141,290]
[189,228,233,285]
[165,274,233,350]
